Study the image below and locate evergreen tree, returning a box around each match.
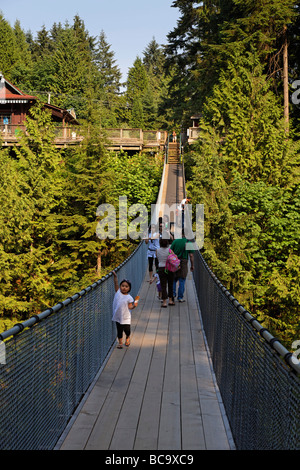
[93,30,122,127]
[185,46,300,346]
[11,20,33,88]
[52,128,109,289]
[165,0,297,125]
[47,24,90,114]
[0,104,64,317]
[164,0,224,123]
[94,30,122,95]
[289,1,300,132]
[0,14,18,79]
[31,24,52,59]
[126,57,149,127]
[143,37,165,77]
[142,38,170,128]
[0,147,33,323]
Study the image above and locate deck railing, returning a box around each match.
[0,124,82,145]
[1,126,168,148]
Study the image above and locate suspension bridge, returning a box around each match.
[0,139,299,451]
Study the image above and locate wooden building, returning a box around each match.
[0,73,80,147]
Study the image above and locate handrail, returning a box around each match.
[0,242,143,342]
[0,240,148,450]
[1,126,168,147]
[166,134,169,163]
[196,250,300,375]
[193,247,300,449]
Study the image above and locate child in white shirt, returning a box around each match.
[150,272,162,300]
[112,271,139,348]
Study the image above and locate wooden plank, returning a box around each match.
[185,277,231,450]
[134,303,169,450]
[60,277,152,450]
[85,281,155,450]
[158,303,181,449]
[59,274,232,451]
[109,299,160,449]
[179,294,206,450]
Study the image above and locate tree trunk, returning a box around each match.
[97,251,101,277]
[283,25,289,133]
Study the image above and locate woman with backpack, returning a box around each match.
[156,234,176,307]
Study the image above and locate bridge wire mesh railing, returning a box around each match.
[0,241,148,450]
[193,248,300,450]
[0,151,169,451]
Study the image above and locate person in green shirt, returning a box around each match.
[170,232,194,302]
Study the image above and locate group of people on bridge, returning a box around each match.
[112,198,194,349]
[144,212,194,307]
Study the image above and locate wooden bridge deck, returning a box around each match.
[57,161,234,451]
[58,272,233,451]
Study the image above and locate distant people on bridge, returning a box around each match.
[112,271,139,349]
[172,130,177,142]
[144,223,160,282]
[180,197,191,211]
[161,214,174,241]
[156,233,175,307]
[162,214,170,230]
[177,197,191,228]
[171,230,194,303]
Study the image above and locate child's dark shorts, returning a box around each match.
[116,322,131,338]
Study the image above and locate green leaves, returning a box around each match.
[0,103,163,330]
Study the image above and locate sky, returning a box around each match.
[0,0,180,81]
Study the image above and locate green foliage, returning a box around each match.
[0,12,168,331]
[1,12,174,129]
[103,151,163,208]
[0,14,18,79]
[177,0,300,347]
[0,103,163,327]
[0,103,63,318]
[185,56,300,347]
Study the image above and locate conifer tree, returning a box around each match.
[142,38,170,128]
[126,57,149,127]
[31,25,52,59]
[0,14,18,79]
[47,24,90,114]
[93,30,122,126]
[11,20,33,88]
[0,103,65,317]
[185,46,300,345]
[94,30,122,96]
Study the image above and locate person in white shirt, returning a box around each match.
[177,198,191,229]
[144,223,160,281]
[112,271,139,348]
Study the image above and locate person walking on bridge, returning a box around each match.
[144,224,160,282]
[112,271,139,348]
[156,234,175,308]
[171,231,194,302]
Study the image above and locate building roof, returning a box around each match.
[0,73,37,102]
[0,73,78,124]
